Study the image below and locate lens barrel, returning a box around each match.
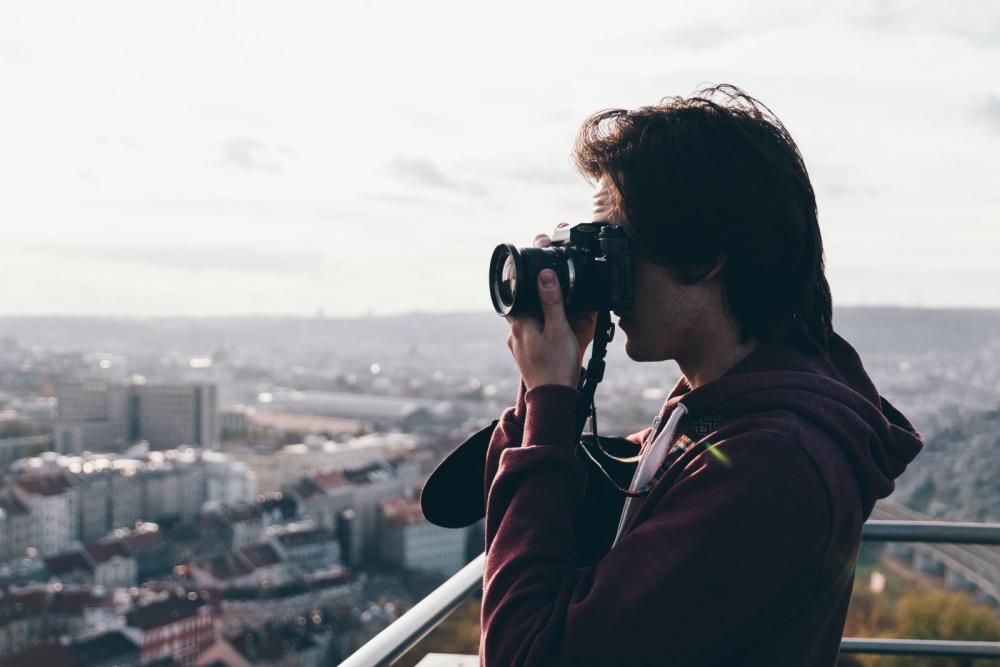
[489,223,632,316]
[489,244,574,316]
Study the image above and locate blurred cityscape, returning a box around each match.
[0,307,997,666]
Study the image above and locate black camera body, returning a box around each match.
[489,222,633,316]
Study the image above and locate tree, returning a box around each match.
[875,591,1000,667]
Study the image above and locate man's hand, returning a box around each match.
[506,269,583,390]
[532,232,597,363]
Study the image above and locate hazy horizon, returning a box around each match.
[2,303,1000,322]
[2,1,998,317]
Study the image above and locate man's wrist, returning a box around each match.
[523,384,579,450]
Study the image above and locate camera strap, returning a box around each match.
[575,310,614,440]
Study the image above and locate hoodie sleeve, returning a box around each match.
[482,380,529,507]
[485,370,633,506]
[481,387,833,667]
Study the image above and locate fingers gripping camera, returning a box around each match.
[489,222,633,316]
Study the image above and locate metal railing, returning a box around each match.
[341,553,486,667]
[341,520,1000,666]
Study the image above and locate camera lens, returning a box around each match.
[490,244,521,315]
[499,255,517,303]
[489,223,632,316]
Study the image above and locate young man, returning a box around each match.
[481,86,923,666]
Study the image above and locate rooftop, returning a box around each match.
[199,551,254,581]
[47,589,101,615]
[381,496,427,528]
[44,551,94,576]
[289,477,325,500]
[250,409,365,436]
[239,543,283,568]
[14,473,72,497]
[84,540,131,564]
[0,642,76,667]
[218,503,264,525]
[275,526,337,548]
[68,632,140,664]
[312,469,347,489]
[259,493,298,519]
[0,590,46,622]
[0,588,104,627]
[264,390,439,422]
[125,594,205,630]
[120,526,166,553]
[344,461,395,486]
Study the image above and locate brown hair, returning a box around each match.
[574,84,833,351]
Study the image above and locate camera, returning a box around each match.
[489,222,633,316]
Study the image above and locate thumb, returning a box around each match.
[537,270,568,332]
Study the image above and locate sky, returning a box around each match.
[1,0,998,317]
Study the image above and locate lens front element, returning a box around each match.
[499,255,517,304]
[490,244,522,315]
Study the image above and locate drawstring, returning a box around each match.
[611,403,688,548]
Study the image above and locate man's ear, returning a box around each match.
[690,254,727,283]
[702,254,727,282]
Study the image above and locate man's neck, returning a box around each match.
[677,330,758,391]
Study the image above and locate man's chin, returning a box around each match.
[624,335,671,362]
[623,337,649,362]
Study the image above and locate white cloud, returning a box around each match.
[0,0,998,315]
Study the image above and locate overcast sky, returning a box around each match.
[1,1,998,317]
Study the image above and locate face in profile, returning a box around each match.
[616,253,704,363]
[594,177,707,365]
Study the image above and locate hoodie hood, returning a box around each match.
[661,333,923,517]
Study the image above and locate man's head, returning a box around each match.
[574,85,833,363]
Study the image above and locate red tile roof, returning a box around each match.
[312,469,346,489]
[44,551,94,576]
[0,590,46,623]
[380,496,427,528]
[0,588,105,628]
[84,540,131,565]
[199,552,253,581]
[121,529,165,553]
[0,642,76,667]
[14,473,72,497]
[125,595,205,631]
[275,527,337,548]
[47,590,99,615]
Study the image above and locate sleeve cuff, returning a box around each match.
[523,384,579,450]
[511,380,528,423]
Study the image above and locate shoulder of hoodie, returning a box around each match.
[673,407,872,554]
[627,408,836,577]
[641,409,843,608]
[677,408,836,518]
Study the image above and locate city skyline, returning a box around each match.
[2,1,999,317]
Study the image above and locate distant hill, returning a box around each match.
[2,307,999,360]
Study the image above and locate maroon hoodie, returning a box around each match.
[480,333,922,666]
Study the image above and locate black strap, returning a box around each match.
[575,310,614,439]
[581,412,731,498]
